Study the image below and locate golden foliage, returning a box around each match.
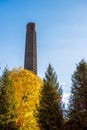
[10,68,43,130]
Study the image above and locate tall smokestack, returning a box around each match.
[24,22,37,74]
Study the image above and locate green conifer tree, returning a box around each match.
[37,64,63,130]
[67,59,87,130]
[0,67,18,130]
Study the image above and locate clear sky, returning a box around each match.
[0,0,87,102]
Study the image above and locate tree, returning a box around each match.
[36,64,63,130]
[67,59,87,130]
[0,67,18,130]
[10,68,43,130]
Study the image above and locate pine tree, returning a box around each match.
[0,67,18,130]
[67,59,87,130]
[36,64,63,130]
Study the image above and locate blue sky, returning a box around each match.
[0,0,87,100]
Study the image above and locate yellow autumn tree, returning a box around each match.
[10,68,43,130]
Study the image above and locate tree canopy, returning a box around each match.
[0,67,17,129]
[10,68,43,130]
[67,59,87,130]
[36,64,63,130]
